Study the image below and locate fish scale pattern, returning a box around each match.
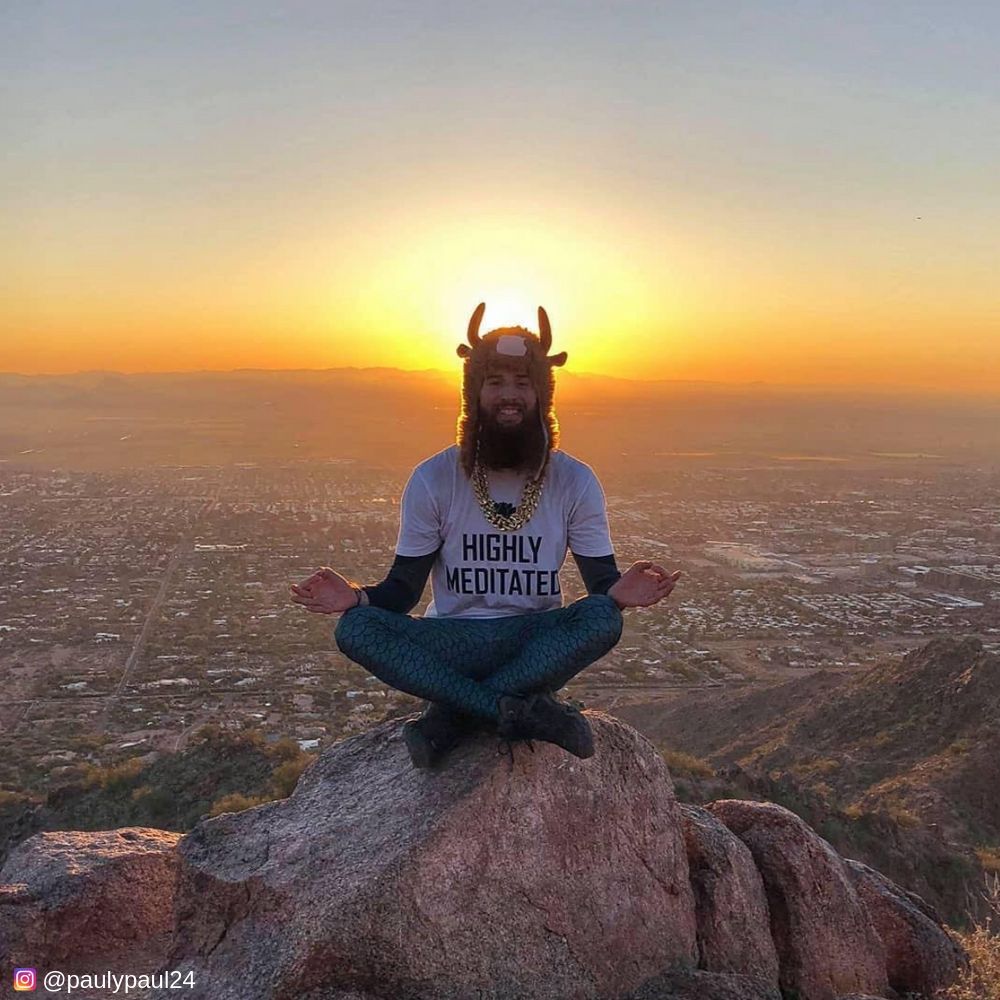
[334,594,623,720]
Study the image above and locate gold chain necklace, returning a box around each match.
[472,460,546,531]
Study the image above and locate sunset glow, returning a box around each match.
[4,2,999,393]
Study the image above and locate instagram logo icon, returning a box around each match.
[13,968,37,991]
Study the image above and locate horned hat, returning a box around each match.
[455,302,568,481]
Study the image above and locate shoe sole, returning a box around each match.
[403,723,438,769]
[554,720,595,759]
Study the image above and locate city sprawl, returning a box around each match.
[2,455,998,793]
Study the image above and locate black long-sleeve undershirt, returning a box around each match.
[361,549,622,614]
[360,548,441,614]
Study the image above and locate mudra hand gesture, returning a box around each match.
[290,567,359,615]
[608,561,682,610]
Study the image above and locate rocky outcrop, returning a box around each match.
[625,967,780,999]
[155,713,697,1000]
[845,858,970,997]
[0,827,180,970]
[706,800,889,1000]
[0,714,969,1000]
[678,804,780,987]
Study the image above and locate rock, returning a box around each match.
[0,827,181,970]
[625,966,781,999]
[845,859,969,997]
[152,713,698,1000]
[678,804,780,986]
[706,801,888,1000]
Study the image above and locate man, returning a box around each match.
[291,304,681,768]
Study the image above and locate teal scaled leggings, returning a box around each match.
[334,594,624,721]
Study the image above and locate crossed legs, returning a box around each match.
[333,594,624,720]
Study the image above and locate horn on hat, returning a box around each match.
[456,302,486,359]
[538,306,567,367]
[538,306,551,352]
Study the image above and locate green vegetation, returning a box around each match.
[208,792,271,817]
[1,726,316,856]
[790,757,841,778]
[886,804,921,829]
[659,747,714,779]
[947,737,976,757]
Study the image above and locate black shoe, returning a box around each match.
[497,692,595,759]
[403,702,480,769]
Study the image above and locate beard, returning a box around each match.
[477,404,548,474]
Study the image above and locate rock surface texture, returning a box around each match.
[705,800,890,1000]
[0,714,969,1000]
[679,803,780,987]
[845,858,970,997]
[0,827,180,971]
[156,712,698,1000]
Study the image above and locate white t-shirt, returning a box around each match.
[395,445,615,619]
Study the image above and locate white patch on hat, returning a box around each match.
[496,335,528,357]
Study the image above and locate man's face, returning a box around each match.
[478,367,538,432]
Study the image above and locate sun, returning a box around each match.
[341,207,661,375]
[459,291,540,334]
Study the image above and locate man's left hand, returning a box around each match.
[607,561,682,610]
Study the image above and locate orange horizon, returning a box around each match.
[2,358,997,401]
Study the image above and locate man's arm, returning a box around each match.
[360,547,439,614]
[290,548,438,616]
[572,551,622,597]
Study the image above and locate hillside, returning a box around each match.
[617,637,1000,917]
[0,726,315,867]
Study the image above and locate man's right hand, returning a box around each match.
[290,567,359,615]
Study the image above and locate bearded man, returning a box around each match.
[291,304,681,768]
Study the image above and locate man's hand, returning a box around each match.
[607,561,682,610]
[290,567,360,615]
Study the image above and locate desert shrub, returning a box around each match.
[660,748,713,779]
[269,737,303,762]
[792,757,841,778]
[98,757,147,791]
[940,874,1000,999]
[270,757,311,798]
[208,792,269,817]
[0,789,31,807]
[887,804,921,829]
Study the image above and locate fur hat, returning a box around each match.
[455,302,568,481]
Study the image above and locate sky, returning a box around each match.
[3,1,999,392]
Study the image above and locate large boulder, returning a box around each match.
[678,804,780,986]
[706,801,888,1000]
[152,712,698,1000]
[845,859,969,998]
[0,827,180,970]
[625,967,781,999]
